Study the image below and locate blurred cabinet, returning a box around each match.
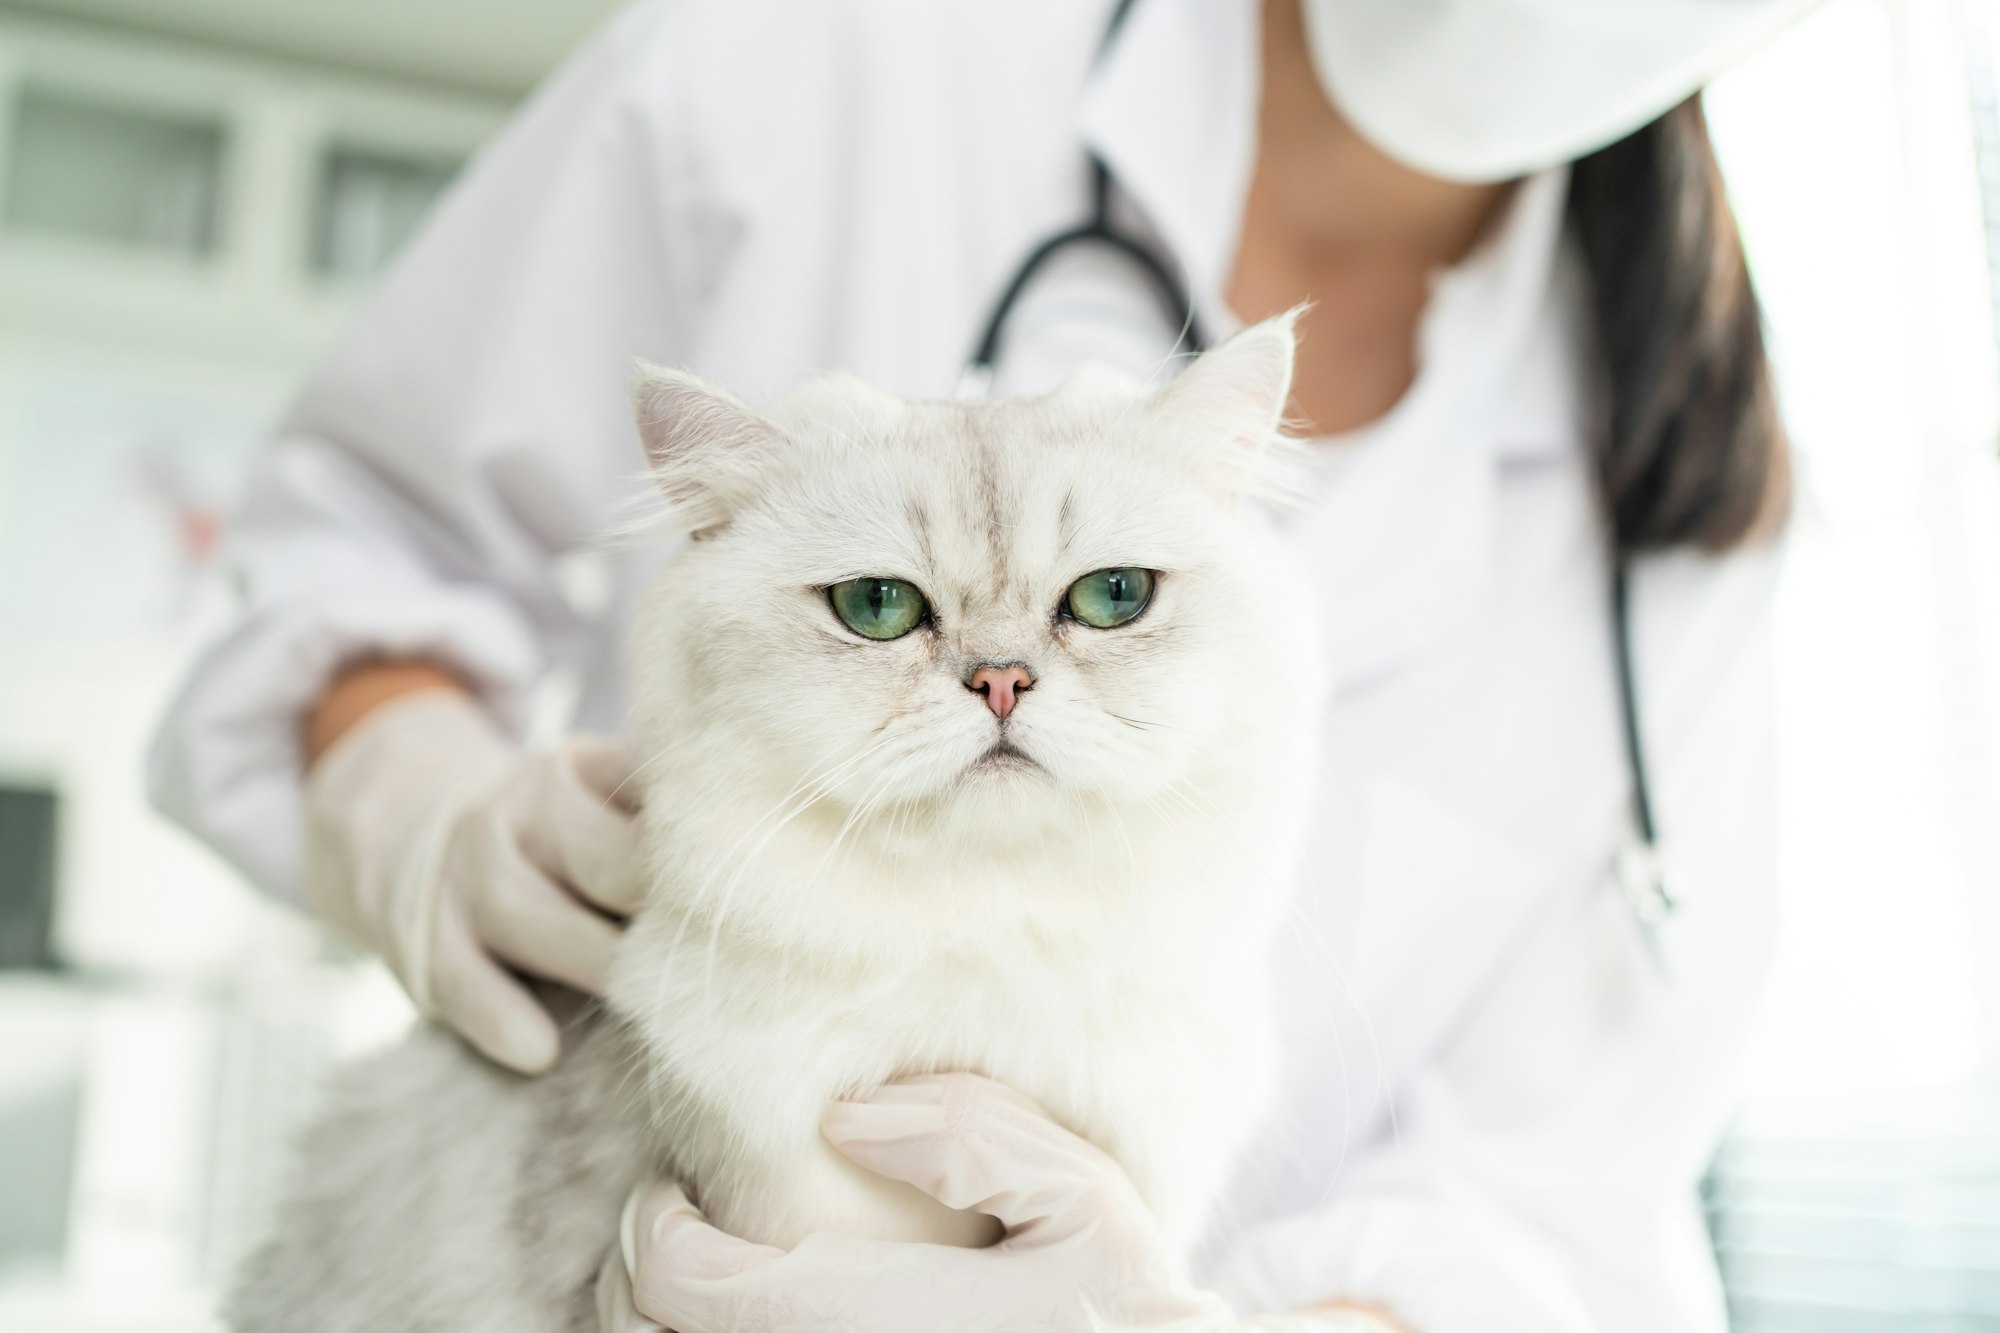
[311,143,459,281]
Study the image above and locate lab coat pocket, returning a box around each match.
[1348,777,1558,1089]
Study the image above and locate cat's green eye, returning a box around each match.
[829,578,928,640]
[1064,568,1155,629]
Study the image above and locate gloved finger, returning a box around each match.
[820,1073,1143,1239]
[626,1181,790,1327]
[523,743,648,916]
[595,1238,664,1333]
[570,734,645,814]
[428,911,562,1074]
[646,1220,995,1330]
[474,852,624,994]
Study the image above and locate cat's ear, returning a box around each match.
[633,363,781,536]
[1155,309,1303,502]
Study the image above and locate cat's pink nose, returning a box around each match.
[967,664,1033,720]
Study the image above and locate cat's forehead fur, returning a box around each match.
[632,311,1300,556]
[744,381,1215,611]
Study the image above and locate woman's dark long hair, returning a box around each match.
[1567,95,1789,558]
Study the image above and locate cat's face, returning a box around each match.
[630,317,1302,853]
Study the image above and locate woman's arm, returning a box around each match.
[148,0,707,897]
[304,661,467,764]
[149,3,716,1071]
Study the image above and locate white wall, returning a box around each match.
[1709,0,2000,1117]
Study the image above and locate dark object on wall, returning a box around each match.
[0,782,60,969]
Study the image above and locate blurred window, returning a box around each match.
[310,144,461,281]
[2,86,224,258]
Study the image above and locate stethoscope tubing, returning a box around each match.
[965,155,1205,381]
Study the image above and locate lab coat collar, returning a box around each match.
[1419,166,1582,467]
[1291,169,1579,692]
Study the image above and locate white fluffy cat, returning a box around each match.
[228,314,1322,1331]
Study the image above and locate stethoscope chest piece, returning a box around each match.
[1616,835,1677,975]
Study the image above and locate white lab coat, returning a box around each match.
[149,2,1781,1330]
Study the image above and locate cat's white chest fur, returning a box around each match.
[613,810,1291,1253]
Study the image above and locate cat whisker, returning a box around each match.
[667,734,898,1020]
[702,732,897,883]
[1280,895,1403,1205]
[1105,711,1195,735]
[601,739,688,810]
[1166,776,1229,826]
[703,736,894,899]
[817,746,919,882]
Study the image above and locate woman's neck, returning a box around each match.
[1227,0,1517,435]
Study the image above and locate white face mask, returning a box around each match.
[1300,0,1823,183]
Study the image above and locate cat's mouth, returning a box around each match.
[970,738,1041,773]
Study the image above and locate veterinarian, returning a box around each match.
[151,0,1820,1328]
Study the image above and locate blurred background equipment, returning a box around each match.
[0,1,1996,1330]
[0,6,605,1329]
[0,782,58,969]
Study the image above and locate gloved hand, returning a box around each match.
[303,689,644,1073]
[595,1073,1403,1333]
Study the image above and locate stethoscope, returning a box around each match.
[957,0,1677,970]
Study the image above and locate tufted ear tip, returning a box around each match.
[1233,304,1306,356]
[1156,309,1305,501]
[630,359,683,431]
[1200,309,1301,421]
[630,361,780,534]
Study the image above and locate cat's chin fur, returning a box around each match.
[227,314,1323,1330]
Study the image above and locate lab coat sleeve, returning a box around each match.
[1207,542,1782,1333]
[148,0,711,899]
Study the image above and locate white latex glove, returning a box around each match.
[596,1073,1402,1333]
[304,689,644,1073]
